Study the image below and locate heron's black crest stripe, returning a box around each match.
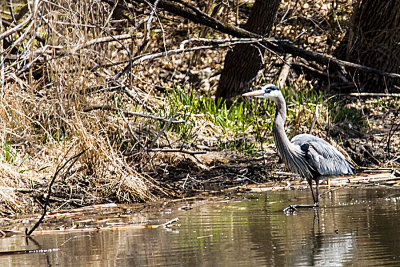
[264,84,280,93]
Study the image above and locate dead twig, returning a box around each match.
[95,38,263,70]
[0,248,59,256]
[123,148,207,156]
[348,92,400,98]
[25,149,87,236]
[179,37,264,49]
[132,41,261,65]
[272,40,400,80]
[162,217,179,228]
[119,110,145,149]
[83,105,185,123]
[0,1,36,41]
[74,33,132,51]
[137,0,161,54]
[148,113,180,150]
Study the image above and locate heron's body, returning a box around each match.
[243,84,354,206]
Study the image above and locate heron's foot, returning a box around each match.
[283,205,297,213]
[283,203,319,213]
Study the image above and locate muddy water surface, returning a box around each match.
[1,187,400,266]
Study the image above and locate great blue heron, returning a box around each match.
[243,84,354,208]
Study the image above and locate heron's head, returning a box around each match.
[242,84,281,100]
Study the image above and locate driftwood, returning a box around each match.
[283,204,318,213]
[244,169,400,194]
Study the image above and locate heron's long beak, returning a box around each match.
[242,89,265,98]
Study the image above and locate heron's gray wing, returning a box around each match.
[291,134,354,176]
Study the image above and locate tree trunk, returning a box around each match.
[215,0,281,99]
[335,0,400,92]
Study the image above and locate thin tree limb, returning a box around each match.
[273,40,400,79]
[25,149,87,236]
[83,105,185,123]
[123,148,207,156]
[74,33,132,51]
[119,110,145,149]
[137,0,161,54]
[148,113,179,150]
[133,39,262,64]
[0,2,35,41]
[96,38,262,69]
[348,92,400,98]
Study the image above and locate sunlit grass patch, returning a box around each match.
[331,104,364,124]
[1,140,28,168]
[159,84,339,154]
[159,85,275,153]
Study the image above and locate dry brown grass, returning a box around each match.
[1,0,164,213]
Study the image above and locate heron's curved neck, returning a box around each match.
[272,93,294,158]
[271,92,313,179]
[272,94,289,142]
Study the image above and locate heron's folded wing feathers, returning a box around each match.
[291,134,354,176]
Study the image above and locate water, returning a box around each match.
[1,187,400,266]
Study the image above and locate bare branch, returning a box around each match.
[25,149,87,236]
[137,0,161,54]
[0,2,34,41]
[119,110,145,149]
[348,92,400,98]
[148,113,180,150]
[83,105,185,123]
[133,39,262,64]
[74,33,132,51]
[273,40,400,79]
[96,38,263,69]
[123,148,207,156]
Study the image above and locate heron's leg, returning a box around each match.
[284,179,319,213]
[307,179,317,204]
[315,178,319,207]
